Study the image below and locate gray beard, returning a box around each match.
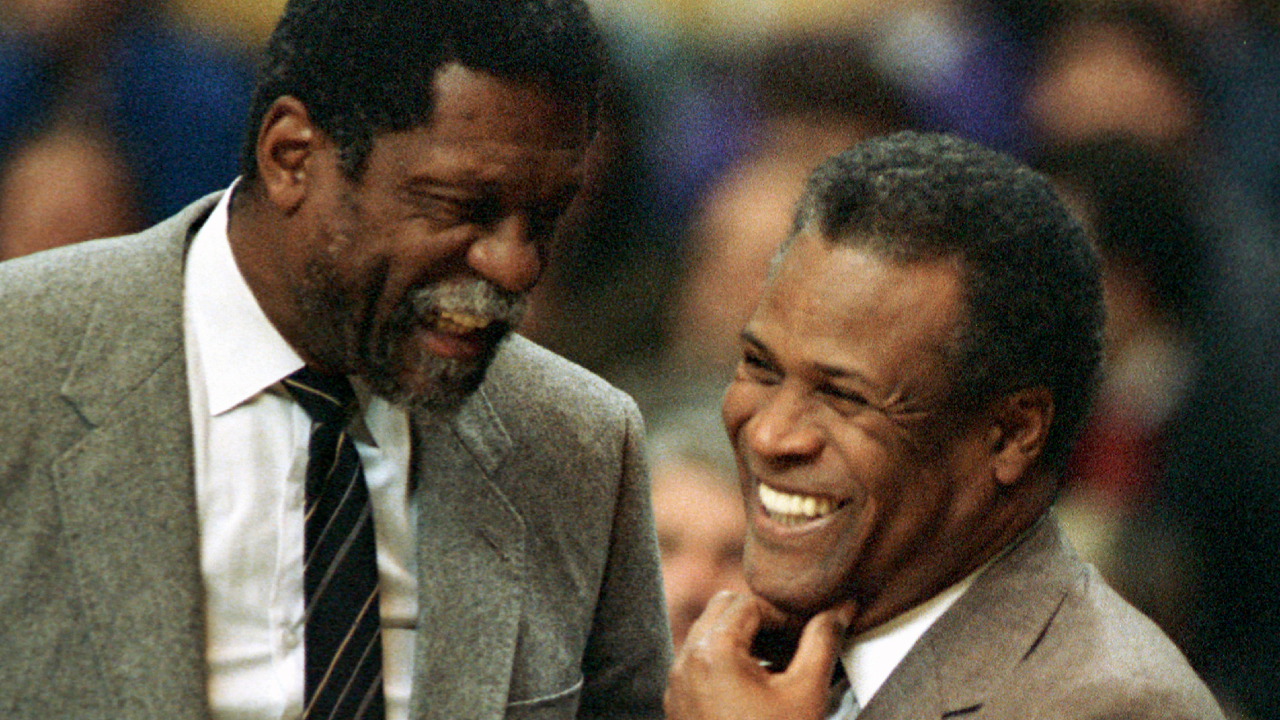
[361,280,528,421]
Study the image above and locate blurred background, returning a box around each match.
[2,0,1277,716]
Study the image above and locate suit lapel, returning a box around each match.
[50,208,209,717]
[858,641,946,720]
[409,386,524,720]
[861,517,1076,720]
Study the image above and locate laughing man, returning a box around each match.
[665,131,1224,720]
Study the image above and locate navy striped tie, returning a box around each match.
[283,367,385,720]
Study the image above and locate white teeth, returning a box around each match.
[758,483,840,526]
[436,310,492,333]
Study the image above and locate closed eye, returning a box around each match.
[739,345,781,384]
[820,383,869,407]
[402,188,470,225]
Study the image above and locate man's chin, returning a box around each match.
[374,347,497,418]
[745,560,843,623]
[399,372,484,421]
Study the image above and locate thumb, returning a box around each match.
[781,603,855,686]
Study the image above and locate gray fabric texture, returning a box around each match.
[0,192,672,720]
[856,515,1225,720]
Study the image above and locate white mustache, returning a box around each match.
[410,280,528,327]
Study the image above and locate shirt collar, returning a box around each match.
[841,562,985,709]
[187,181,306,416]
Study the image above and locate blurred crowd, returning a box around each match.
[0,0,273,259]
[2,0,1278,717]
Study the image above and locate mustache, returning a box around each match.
[409,280,529,329]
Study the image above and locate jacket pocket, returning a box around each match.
[505,676,583,719]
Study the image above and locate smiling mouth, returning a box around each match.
[433,309,494,334]
[414,309,506,362]
[758,483,846,527]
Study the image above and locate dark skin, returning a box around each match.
[226,64,588,391]
[665,593,855,720]
[665,234,1057,720]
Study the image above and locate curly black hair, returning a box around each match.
[238,0,604,185]
[789,131,1105,472]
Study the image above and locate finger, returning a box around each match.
[709,591,768,657]
[699,589,742,623]
[680,590,759,659]
[781,602,855,685]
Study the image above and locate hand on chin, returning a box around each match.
[665,590,857,720]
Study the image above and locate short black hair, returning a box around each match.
[238,0,604,185]
[789,131,1104,472]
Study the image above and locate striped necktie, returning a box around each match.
[283,367,385,720]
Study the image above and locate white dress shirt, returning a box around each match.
[183,185,418,720]
[835,567,982,717]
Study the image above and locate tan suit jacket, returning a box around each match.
[0,193,671,719]
[860,516,1223,720]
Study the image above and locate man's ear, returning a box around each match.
[255,96,323,213]
[985,387,1054,487]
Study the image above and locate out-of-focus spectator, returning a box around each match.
[646,397,747,652]
[665,152,811,379]
[0,119,140,260]
[0,0,255,249]
[168,0,286,49]
[1185,0,1280,254]
[1039,138,1205,511]
[1035,138,1207,652]
[1022,2,1207,159]
[662,35,917,380]
[1153,183,1280,720]
[855,0,1031,154]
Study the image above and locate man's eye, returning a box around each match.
[410,194,467,223]
[739,350,779,382]
[822,385,869,409]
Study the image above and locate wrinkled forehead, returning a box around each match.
[365,66,592,196]
[431,64,593,149]
[759,234,965,360]
[391,138,586,194]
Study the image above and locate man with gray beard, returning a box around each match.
[0,1,670,719]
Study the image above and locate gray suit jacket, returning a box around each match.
[0,193,671,719]
[859,515,1224,720]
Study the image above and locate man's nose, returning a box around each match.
[466,213,542,294]
[744,387,824,463]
